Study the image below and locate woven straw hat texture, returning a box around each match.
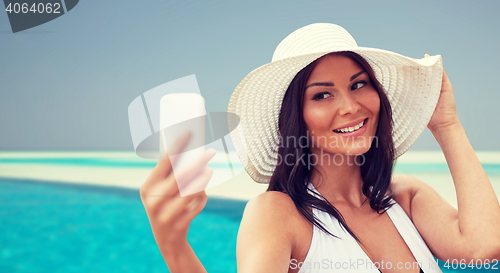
[228,23,443,183]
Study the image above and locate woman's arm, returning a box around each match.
[430,123,500,258]
[237,191,298,273]
[403,59,500,261]
[140,134,215,273]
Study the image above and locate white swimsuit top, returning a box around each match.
[296,184,442,273]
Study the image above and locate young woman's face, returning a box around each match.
[303,54,380,157]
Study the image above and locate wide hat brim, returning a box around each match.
[228,27,443,184]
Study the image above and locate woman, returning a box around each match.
[140,24,500,273]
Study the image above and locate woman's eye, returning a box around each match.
[351,81,366,91]
[312,92,331,100]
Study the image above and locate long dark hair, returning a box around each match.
[268,51,395,243]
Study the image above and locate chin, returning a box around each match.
[336,139,374,155]
[338,146,371,156]
[309,137,376,163]
[310,145,371,164]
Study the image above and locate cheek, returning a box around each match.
[372,95,381,118]
[363,91,381,130]
[361,90,380,117]
[303,105,333,131]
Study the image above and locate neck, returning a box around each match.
[309,150,367,208]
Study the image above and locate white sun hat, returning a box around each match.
[228,23,443,183]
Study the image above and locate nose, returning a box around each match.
[338,92,361,116]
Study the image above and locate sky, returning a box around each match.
[0,0,499,151]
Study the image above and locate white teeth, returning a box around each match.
[334,120,365,133]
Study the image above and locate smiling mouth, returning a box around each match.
[333,118,367,133]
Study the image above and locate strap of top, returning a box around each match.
[302,182,442,273]
[385,201,441,272]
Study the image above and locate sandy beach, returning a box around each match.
[0,151,269,200]
[1,151,499,207]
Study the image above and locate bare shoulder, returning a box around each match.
[237,191,306,272]
[390,174,430,220]
[242,191,303,232]
[390,174,427,192]
[245,191,296,211]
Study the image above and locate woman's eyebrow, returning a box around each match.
[305,82,334,90]
[350,71,365,81]
[306,71,366,90]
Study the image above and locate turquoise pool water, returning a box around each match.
[0,178,244,273]
[2,179,498,272]
[1,156,499,272]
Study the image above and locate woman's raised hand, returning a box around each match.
[140,132,215,272]
[426,54,460,132]
[414,55,500,260]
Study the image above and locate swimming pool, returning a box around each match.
[1,169,498,272]
[0,178,244,273]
